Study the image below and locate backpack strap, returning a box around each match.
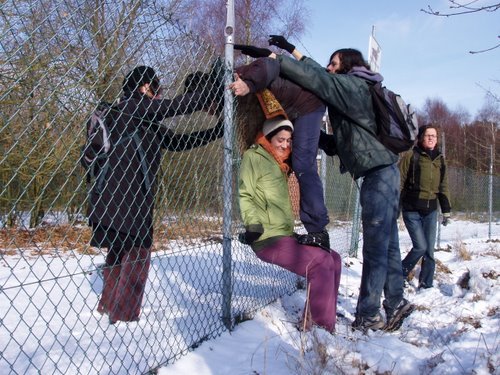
[131,133,152,192]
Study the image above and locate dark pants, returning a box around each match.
[402,210,438,288]
[257,236,341,332]
[356,164,404,318]
[292,106,329,233]
[98,246,151,322]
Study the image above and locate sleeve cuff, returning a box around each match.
[246,223,264,234]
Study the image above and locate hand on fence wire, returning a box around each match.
[228,74,250,97]
[268,35,295,54]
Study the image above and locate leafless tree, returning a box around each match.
[421,1,500,54]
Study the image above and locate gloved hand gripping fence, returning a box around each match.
[268,35,295,54]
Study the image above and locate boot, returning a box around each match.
[97,264,121,315]
[109,247,151,323]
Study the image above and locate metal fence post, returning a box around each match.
[489,145,493,240]
[349,181,361,257]
[221,0,235,331]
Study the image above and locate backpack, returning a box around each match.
[80,101,152,192]
[81,102,113,183]
[369,83,419,154]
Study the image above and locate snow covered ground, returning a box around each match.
[158,219,499,375]
[1,218,498,374]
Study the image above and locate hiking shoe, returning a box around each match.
[351,313,385,332]
[384,298,415,332]
[297,229,330,250]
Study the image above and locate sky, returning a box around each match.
[294,0,500,117]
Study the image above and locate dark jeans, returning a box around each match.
[292,106,329,233]
[356,163,404,318]
[402,210,438,288]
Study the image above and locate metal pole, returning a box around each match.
[349,181,361,257]
[489,145,493,240]
[437,132,446,249]
[221,0,235,331]
[320,114,328,202]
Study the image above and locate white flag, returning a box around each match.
[368,34,382,73]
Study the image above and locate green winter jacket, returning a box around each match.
[238,144,294,251]
[399,146,451,215]
[278,55,397,179]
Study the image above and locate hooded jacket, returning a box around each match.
[236,58,323,120]
[277,55,397,179]
[399,145,451,215]
[238,144,294,250]
[88,90,222,248]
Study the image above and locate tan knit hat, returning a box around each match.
[262,117,294,136]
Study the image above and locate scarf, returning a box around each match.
[255,131,291,174]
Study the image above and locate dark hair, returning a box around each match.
[122,66,159,94]
[417,124,440,144]
[265,125,293,142]
[329,48,370,74]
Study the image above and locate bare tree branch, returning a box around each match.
[422,1,500,54]
[421,1,500,16]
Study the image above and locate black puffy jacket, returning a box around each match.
[88,91,222,247]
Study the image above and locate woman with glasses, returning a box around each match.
[399,125,451,289]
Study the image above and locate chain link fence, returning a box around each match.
[447,166,500,220]
[0,2,360,374]
[1,1,497,374]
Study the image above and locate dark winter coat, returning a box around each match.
[277,55,398,179]
[399,146,451,215]
[235,57,324,120]
[88,91,222,248]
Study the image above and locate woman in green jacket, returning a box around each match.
[400,125,451,289]
[238,117,341,332]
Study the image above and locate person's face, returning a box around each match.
[270,129,292,158]
[140,79,162,99]
[421,128,438,150]
[327,54,341,73]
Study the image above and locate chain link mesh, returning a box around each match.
[0,1,359,374]
[2,1,496,374]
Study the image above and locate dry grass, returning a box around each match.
[435,258,452,274]
[456,243,472,260]
[0,217,224,257]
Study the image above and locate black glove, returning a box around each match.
[238,231,262,245]
[318,131,336,156]
[268,35,295,53]
[234,44,272,58]
[441,216,450,226]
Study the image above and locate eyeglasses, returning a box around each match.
[424,135,437,139]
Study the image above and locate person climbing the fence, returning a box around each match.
[229,53,330,250]
[87,65,224,324]
[238,117,341,333]
[399,124,451,289]
[236,35,415,333]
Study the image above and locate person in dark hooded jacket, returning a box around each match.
[89,65,223,323]
[237,36,415,333]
